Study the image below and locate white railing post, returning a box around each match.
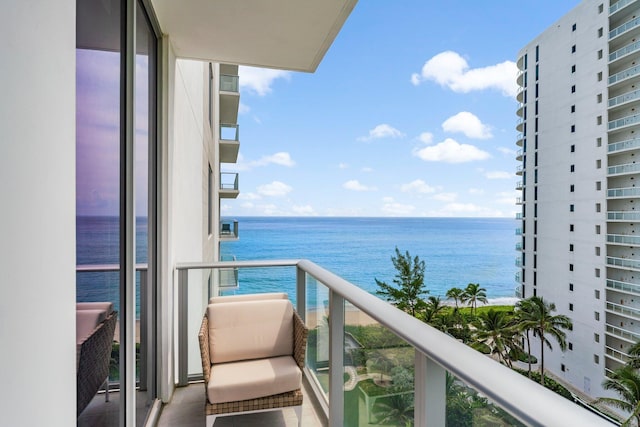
[415,350,446,426]
[328,290,344,427]
[178,268,189,386]
[296,265,306,322]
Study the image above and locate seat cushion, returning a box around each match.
[208,299,294,364]
[76,309,107,344]
[76,302,114,312]
[209,292,288,305]
[207,355,302,403]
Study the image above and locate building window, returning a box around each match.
[596,203,601,212]
[570,224,574,232]
[536,83,539,98]
[536,45,539,62]
[571,124,576,132]
[535,101,538,115]
[597,72,602,82]
[595,312,600,321]
[572,23,577,31]
[597,94,602,103]
[598,27,603,37]
[570,184,575,192]
[208,165,213,236]
[594,354,599,364]
[594,333,600,343]
[569,263,574,271]
[561,364,566,372]
[570,164,575,172]
[596,225,601,234]
[570,144,575,152]
[597,49,603,59]
[596,159,602,169]
[597,116,602,125]
[596,137,602,147]
[595,268,600,277]
[571,44,576,53]
[571,85,576,93]
[598,3,603,13]
[595,289,600,299]
[536,64,539,81]
[569,303,574,311]
[571,105,576,113]
[569,283,574,291]
[596,181,601,191]
[534,254,537,268]
[568,342,573,351]
[535,118,539,132]
[535,135,538,149]
[571,64,576,73]
[569,243,574,251]
[595,246,600,256]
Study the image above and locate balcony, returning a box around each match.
[608,137,640,153]
[608,88,640,108]
[515,228,522,235]
[515,165,523,176]
[608,113,640,131]
[607,162,640,176]
[515,242,522,251]
[515,272,521,282]
[607,233,640,246]
[610,0,636,15]
[515,181,523,190]
[168,260,607,426]
[605,346,632,364]
[608,210,640,221]
[515,149,523,160]
[608,186,640,198]
[514,285,523,299]
[219,172,239,198]
[610,15,640,39]
[220,219,239,240]
[608,63,640,86]
[609,39,640,63]
[607,256,640,271]
[220,124,240,163]
[219,73,240,125]
[515,257,522,267]
[606,301,640,319]
[607,278,640,295]
[606,323,640,343]
[516,133,524,147]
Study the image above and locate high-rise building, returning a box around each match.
[516,0,640,399]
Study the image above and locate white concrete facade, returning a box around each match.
[517,0,640,400]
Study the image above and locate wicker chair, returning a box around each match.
[198,298,308,427]
[76,308,117,416]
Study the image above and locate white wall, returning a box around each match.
[0,1,77,424]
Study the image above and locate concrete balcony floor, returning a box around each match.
[157,379,325,427]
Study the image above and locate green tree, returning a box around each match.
[461,283,488,315]
[626,341,640,370]
[375,247,428,317]
[472,309,521,368]
[446,287,464,309]
[597,366,640,426]
[526,296,573,385]
[423,296,446,324]
[514,297,537,378]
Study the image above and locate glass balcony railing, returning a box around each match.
[609,40,640,62]
[609,63,640,85]
[515,285,523,299]
[607,233,640,245]
[608,137,640,152]
[608,113,640,130]
[610,16,640,39]
[607,278,640,294]
[515,228,523,235]
[610,0,636,15]
[219,219,239,239]
[608,162,640,175]
[606,323,640,342]
[608,210,640,220]
[605,346,631,364]
[515,242,523,251]
[609,88,640,107]
[219,74,239,92]
[608,186,640,197]
[175,260,608,426]
[607,256,640,270]
[515,257,522,267]
[606,301,640,318]
[515,271,521,282]
[219,172,239,191]
[220,123,239,141]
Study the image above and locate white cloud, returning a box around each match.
[382,196,395,203]
[257,181,292,197]
[382,202,416,216]
[497,147,516,156]
[401,179,437,194]
[433,192,458,202]
[495,191,518,205]
[239,66,291,96]
[469,188,485,195]
[362,167,374,173]
[235,151,296,171]
[238,192,261,200]
[338,163,349,169]
[418,132,434,144]
[413,138,490,163]
[431,203,504,217]
[485,171,513,180]
[357,124,405,142]
[292,205,316,215]
[343,180,377,191]
[238,102,251,114]
[411,51,518,97]
[442,112,492,139]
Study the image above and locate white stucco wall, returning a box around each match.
[0,1,77,424]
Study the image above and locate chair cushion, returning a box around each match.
[208,299,294,364]
[76,302,114,312]
[207,355,301,403]
[209,292,288,304]
[76,309,107,344]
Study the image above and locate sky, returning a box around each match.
[223,0,583,218]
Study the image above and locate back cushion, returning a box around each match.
[208,299,294,364]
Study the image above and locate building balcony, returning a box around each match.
[515,257,522,267]
[608,63,640,87]
[515,119,524,133]
[219,172,239,199]
[515,197,523,205]
[515,227,523,235]
[168,260,606,426]
[608,186,640,198]
[607,278,640,295]
[606,301,640,319]
[609,39,640,63]
[515,149,523,161]
[608,113,640,131]
[608,88,640,109]
[607,162,640,176]
[516,86,524,103]
[607,233,640,246]
[219,72,240,125]
[516,133,524,147]
[605,345,632,364]
[606,323,640,343]
[610,15,640,40]
[515,271,521,282]
[220,219,239,240]
[515,242,523,251]
[515,165,524,175]
[515,212,522,220]
[514,285,523,299]
[610,0,636,16]
[607,256,640,271]
[608,137,640,153]
[515,180,523,190]
[220,124,240,163]
[607,210,640,221]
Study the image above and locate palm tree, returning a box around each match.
[423,296,446,323]
[514,298,537,378]
[526,296,573,385]
[462,283,488,315]
[446,287,464,309]
[626,341,640,370]
[472,309,521,368]
[597,366,640,426]
[375,247,429,317]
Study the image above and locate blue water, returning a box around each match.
[221,217,518,300]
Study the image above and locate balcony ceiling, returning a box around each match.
[151,0,358,72]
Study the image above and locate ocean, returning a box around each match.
[76,216,519,313]
[221,217,518,301]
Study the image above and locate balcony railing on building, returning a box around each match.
[606,323,640,342]
[609,39,640,63]
[219,124,240,163]
[608,113,640,131]
[219,172,239,199]
[609,63,640,86]
[607,256,640,271]
[514,285,523,299]
[610,15,640,39]
[174,260,609,426]
[610,0,636,15]
[607,233,640,246]
[609,88,640,108]
[607,301,640,319]
[607,278,640,295]
[608,186,640,198]
[608,137,640,153]
[605,346,632,364]
[219,73,239,125]
[219,219,239,240]
[608,210,640,221]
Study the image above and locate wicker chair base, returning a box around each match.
[205,389,303,427]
